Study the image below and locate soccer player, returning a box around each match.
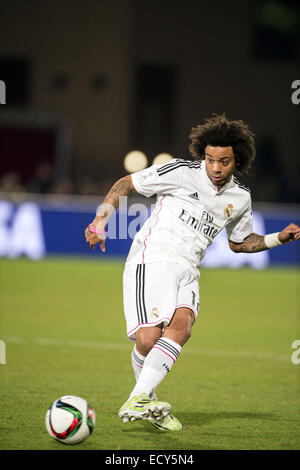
[85,114,300,431]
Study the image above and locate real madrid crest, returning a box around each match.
[151,307,160,319]
[224,204,233,218]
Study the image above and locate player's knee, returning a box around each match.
[164,309,194,346]
[163,323,191,347]
[137,336,157,356]
[136,326,162,356]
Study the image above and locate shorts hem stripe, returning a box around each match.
[176,304,198,316]
[127,317,170,336]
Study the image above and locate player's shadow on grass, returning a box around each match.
[122,410,275,447]
[121,410,277,450]
[177,410,275,426]
[123,410,274,435]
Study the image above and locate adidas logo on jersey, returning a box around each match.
[188,192,199,200]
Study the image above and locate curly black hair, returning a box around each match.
[189,113,256,174]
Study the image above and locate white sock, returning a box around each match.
[130,337,181,398]
[131,345,145,382]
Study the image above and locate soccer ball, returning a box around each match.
[45,395,96,445]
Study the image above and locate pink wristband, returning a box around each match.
[88,224,105,235]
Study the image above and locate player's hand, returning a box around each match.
[84,223,106,252]
[278,223,300,244]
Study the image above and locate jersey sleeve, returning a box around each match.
[226,197,253,243]
[131,159,184,198]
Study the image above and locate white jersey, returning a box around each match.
[126,158,253,278]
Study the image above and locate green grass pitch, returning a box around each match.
[0,257,299,450]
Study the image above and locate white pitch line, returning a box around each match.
[2,335,289,362]
[36,337,130,352]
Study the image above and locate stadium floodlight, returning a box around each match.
[152,153,173,165]
[124,151,148,173]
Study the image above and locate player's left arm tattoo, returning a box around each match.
[228,233,267,253]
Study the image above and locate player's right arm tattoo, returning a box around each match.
[94,175,136,226]
[228,233,267,253]
[103,176,136,209]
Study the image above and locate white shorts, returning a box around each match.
[123,262,200,342]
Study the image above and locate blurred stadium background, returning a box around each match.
[0,0,299,266]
